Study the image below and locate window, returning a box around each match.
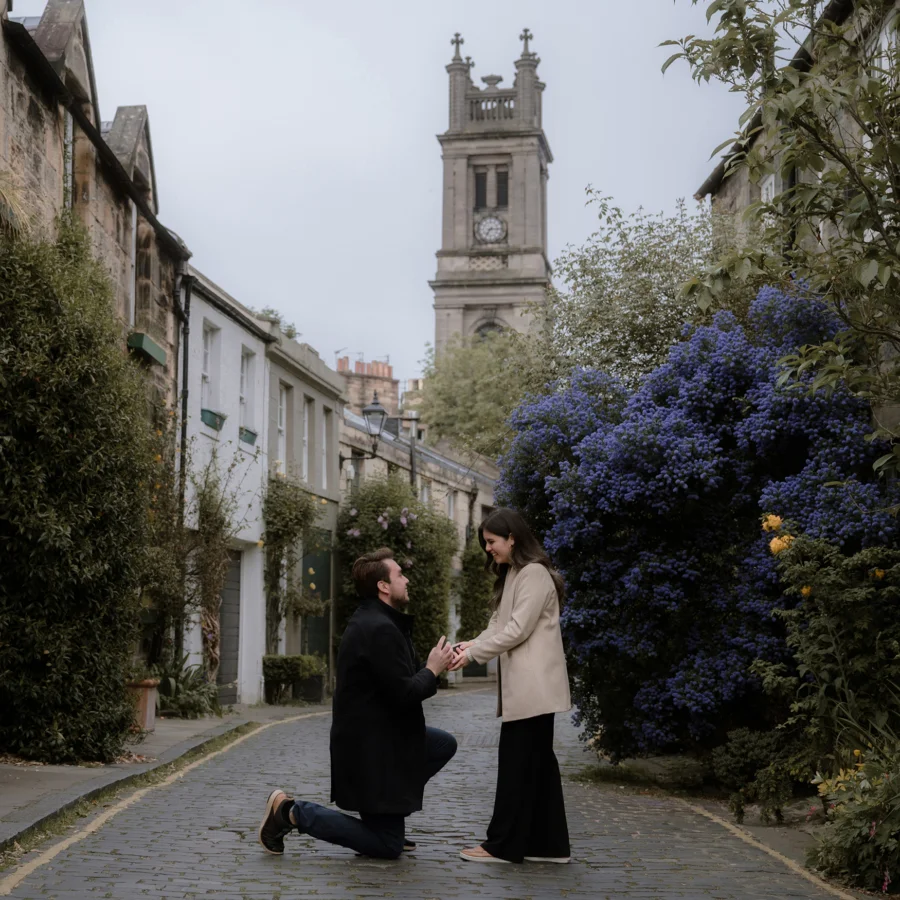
[496,169,509,208]
[239,350,254,428]
[321,408,331,491]
[63,112,75,209]
[474,171,487,210]
[760,174,777,204]
[128,202,137,326]
[420,479,432,505]
[447,490,456,520]
[201,324,217,410]
[277,384,288,473]
[302,397,313,482]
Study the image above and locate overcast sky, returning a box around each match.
[13,0,745,382]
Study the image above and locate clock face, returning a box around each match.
[476,216,506,243]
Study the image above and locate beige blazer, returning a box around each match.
[468,562,571,722]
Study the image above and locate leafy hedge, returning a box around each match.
[499,286,900,759]
[0,219,156,762]
[456,533,494,642]
[336,474,457,661]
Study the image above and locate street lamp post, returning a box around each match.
[339,392,388,470]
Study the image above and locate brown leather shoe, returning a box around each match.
[258,789,293,855]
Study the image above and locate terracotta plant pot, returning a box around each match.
[126,678,160,732]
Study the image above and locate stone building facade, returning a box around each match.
[336,355,400,417]
[431,29,552,353]
[261,322,346,672]
[0,0,189,407]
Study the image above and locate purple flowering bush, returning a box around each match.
[499,286,900,759]
[336,474,457,660]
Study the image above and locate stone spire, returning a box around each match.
[515,28,541,127]
[447,32,470,132]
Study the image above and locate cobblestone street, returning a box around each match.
[3,689,848,899]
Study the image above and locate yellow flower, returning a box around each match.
[308,568,315,575]
[874,568,886,580]
[309,582,316,591]
[762,514,783,533]
[801,585,812,597]
[853,749,862,757]
[769,534,794,555]
[156,430,162,437]
[155,454,162,463]
[257,540,264,548]
[320,498,328,505]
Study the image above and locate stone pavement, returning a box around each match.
[1,689,851,899]
[0,702,327,851]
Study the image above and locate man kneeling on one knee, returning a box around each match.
[259,548,459,859]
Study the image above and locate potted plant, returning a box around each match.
[262,654,327,704]
[125,660,160,732]
[292,654,327,703]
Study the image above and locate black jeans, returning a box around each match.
[289,726,457,859]
[481,713,570,863]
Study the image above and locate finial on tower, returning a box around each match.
[465,55,474,70]
[451,32,464,61]
[519,28,534,57]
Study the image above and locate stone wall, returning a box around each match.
[0,3,185,410]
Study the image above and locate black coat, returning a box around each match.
[330,597,438,815]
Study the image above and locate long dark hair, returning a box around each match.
[478,508,565,610]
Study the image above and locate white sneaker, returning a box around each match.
[524,855,571,863]
[459,847,511,863]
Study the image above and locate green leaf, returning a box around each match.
[858,259,879,287]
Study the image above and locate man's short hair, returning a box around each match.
[352,548,394,598]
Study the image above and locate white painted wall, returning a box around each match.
[180,285,270,704]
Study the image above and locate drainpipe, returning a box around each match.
[174,270,196,660]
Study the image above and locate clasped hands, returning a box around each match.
[425,637,474,676]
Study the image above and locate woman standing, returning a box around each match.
[450,508,571,864]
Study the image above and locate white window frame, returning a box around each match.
[302,398,312,482]
[420,479,431,505]
[201,324,215,410]
[760,173,777,205]
[239,350,253,429]
[321,408,330,491]
[276,384,288,474]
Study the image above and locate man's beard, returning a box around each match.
[391,590,410,610]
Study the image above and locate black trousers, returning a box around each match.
[481,712,570,863]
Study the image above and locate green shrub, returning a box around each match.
[766,539,900,757]
[711,728,801,823]
[457,533,493,641]
[0,218,155,762]
[262,473,321,654]
[336,474,458,660]
[153,652,220,719]
[262,654,327,704]
[810,745,900,893]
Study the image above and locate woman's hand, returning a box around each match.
[448,646,470,672]
[455,641,473,651]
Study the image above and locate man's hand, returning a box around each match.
[426,636,455,677]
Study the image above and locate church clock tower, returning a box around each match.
[431,30,552,353]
